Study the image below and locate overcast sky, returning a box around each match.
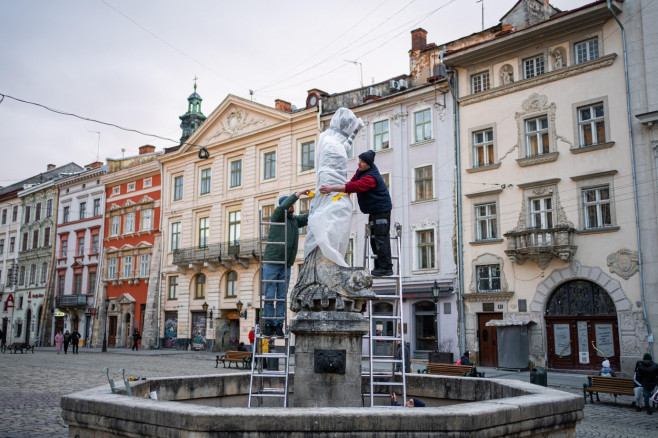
[0,0,590,186]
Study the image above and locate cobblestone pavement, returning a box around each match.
[0,349,656,437]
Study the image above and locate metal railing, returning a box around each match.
[173,239,262,265]
[55,294,89,307]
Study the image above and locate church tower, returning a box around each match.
[179,77,206,144]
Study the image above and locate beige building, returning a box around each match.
[158,95,317,350]
[412,0,646,374]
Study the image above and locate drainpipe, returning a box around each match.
[441,47,466,353]
[318,97,323,132]
[606,0,652,357]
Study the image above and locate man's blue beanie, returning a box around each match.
[278,196,289,206]
[412,398,425,407]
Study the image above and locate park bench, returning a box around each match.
[216,351,252,369]
[1,343,35,354]
[425,363,485,377]
[583,375,635,404]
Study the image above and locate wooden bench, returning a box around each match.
[1,343,35,354]
[216,351,252,369]
[426,363,485,377]
[583,375,635,404]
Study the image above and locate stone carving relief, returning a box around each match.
[500,64,514,85]
[550,47,565,70]
[208,108,265,141]
[606,248,639,279]
[515,93,557,162]
[410,218,438,232]
[619,311,649,356]
[468,253,509,293]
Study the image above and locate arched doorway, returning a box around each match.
[545,280,618,371]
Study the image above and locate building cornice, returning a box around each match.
[102,161,159,186]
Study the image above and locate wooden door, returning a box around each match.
[108,316,117,347]
[478,313,502,367]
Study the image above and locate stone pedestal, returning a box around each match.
[290,310,369,407]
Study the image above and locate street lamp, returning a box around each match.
[102,298,110,352]
[431,280,441,358]
[236,300,248,320]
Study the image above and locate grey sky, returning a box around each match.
[0,0,589,186]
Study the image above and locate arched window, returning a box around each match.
[546,280,615,316]
[195,274,206,299]
[226,271,237,297]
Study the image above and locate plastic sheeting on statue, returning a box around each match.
[304,108,364,267]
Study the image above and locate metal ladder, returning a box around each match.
[248,209,292,407]
[361,222,407,407]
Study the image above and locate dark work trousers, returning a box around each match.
[369,211,392,270]
[72,342,79,354]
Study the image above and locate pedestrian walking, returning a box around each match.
[132,328,141,351]
[63,330,71,354]
[54,330,64,354]
[70,329,81,354]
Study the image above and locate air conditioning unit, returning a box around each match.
[366,87,381,97]
[398,79,409,90]
[389,80,400,91]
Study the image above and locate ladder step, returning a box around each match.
[253,370,287,377]
[250,393,286,398]
[254,353,288,359]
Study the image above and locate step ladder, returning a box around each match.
[248,209,292,407]
[361,222,407,407]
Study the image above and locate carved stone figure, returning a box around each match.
[500,64,514,85]
[551,47,565,70]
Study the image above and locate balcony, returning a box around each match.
[55,294,89,308]
[173,239,262,272]
[504,226,577,269]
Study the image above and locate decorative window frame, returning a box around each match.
[467,123,500,172]
[412,163,435,203]
[570,170,619,234]
[410,219,439,273]
[515,93,558,166]
[571,96,613,152]
[468,253,509,293]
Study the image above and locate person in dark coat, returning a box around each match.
[132,328,141,351]
[70,329,81,354]
[63,330,71,354]
[636,353,658,414]
[320,149,393,276]
[395,340,411,373]
[459,351,474,366]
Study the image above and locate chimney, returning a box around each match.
[275,99,292,113]
[139,145,156,155]
[47,164,56,171]
[85,161,103,169]
[411,28,428,52]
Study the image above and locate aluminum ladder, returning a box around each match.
[248,209,292,407]
[361,222,407,407]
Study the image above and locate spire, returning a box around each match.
[179,76,207,144]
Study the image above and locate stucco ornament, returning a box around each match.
[500,64,514,85]
[550,47,565,70]
[606,248,639,279]
[209,107,265,140]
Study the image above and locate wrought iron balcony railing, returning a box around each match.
[504,226,577,269]
[173,239,263,267]
[55,294,89,307]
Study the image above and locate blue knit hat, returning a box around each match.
[278,196,289,206]
[358,150,376,166]
[412,398,425,407]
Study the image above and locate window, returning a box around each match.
[444,302,452,314]
[29,264,36,284]
[477,265,501,292]
[226,271,237,297]
[575,38,599,64]
[79,202,86,220]
[195,273,206,299]
[77,236,85,256]
[471,71,490,94]
[170,222,181,251]
[60,238,68,258]
[582,186,611,229]
[298,198,310,234]
[32,230,39,249]
[143,177,152,188]
[525,116,549,156]
[127,182,136,192]
[58,275,65,295]
[229,159,242,188]
[35,203,41,221]
[93,199,101,216]
[578,103,605,146]
[19,266,25,285]
[198,217,209,248]
[381,173,390,191]
[228,211,241,248]
[108,258,117,280]
[24,206,31,224]
[91,234,99,254]
[414,166,433,201]
[122,256,133,278]
[413,109,432,142]
[200,168,211,195]
[473,129,494,167]
[40,262,47,284]
[173,175,184,201]
[63,206,70,223]
[12,206,17,222]
[139,254,150,277]
[73,274,82,294]
[168,276,178,300]
[373,120,390,151]
[21,232,28,251]
[263,151,276,180]
[110,216,120,236]
[141,208,153,231]
[46,199,53,218]
[9,236,15,253]
[345,238,354,267]
[43,227,50,246]
[523,55,545,79]
[416,229,435,270]
[1,209,6,224]
[125,212,135,233]
[475,203,497,241]
[112,186,120,195]
[0,239,3,254]
[88,271,97,295]
[300,140,315,172]
[260,204,274,238]
[530,197,553,229]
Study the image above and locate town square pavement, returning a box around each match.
[0,348,655,437]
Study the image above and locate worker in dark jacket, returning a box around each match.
[320,150,393,276]
[636,353,658,415]
[263,190,310,337]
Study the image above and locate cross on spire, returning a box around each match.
[193,75,198,92]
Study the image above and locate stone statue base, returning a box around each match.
[291,310,369,407]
